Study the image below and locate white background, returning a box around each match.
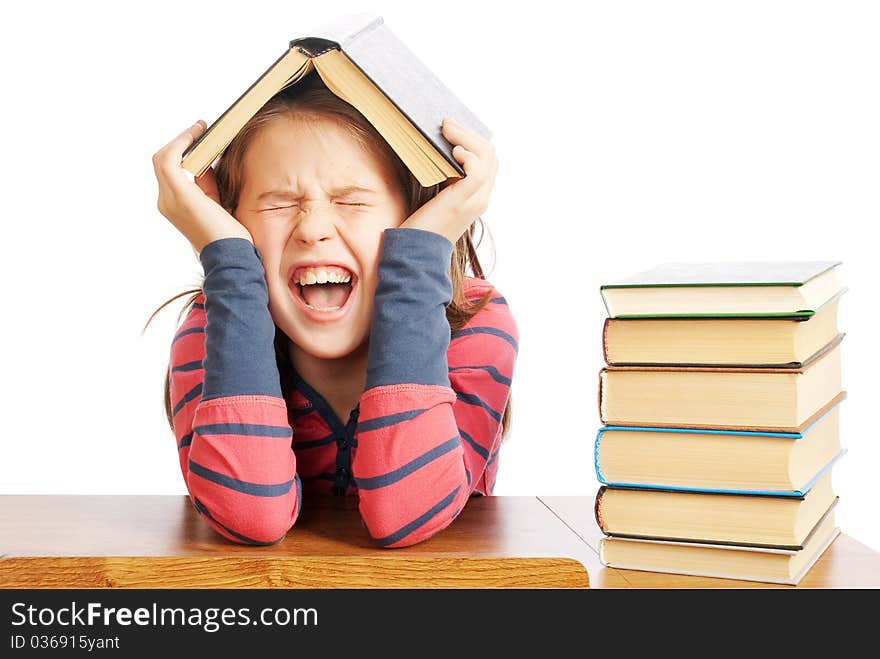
[3,1,878,552]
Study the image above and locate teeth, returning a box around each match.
[295,267,352,286]
[304,303,341,311]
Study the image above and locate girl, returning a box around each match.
[147,72,517,548]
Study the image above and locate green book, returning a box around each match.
[600,261,844,318]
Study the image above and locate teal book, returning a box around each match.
[594,396,846,496]
[600,261,844,318]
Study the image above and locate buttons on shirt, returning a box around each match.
[333,425,354,496]
[333,466,349,496]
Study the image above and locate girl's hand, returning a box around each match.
[152,120,254,253]
[400,117,498,243]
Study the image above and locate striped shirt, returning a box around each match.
[169,228,518,548]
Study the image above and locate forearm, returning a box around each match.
[355,228,470,547]
[171,237,300,545]
[364,227,454,390]
[200,237,282,400]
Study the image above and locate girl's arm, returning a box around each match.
[352,227,518,548]
[169,237,301,545]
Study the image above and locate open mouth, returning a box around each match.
[295,280,353,311]
[290,265,355,312]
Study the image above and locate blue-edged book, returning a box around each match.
[595,394,845,496]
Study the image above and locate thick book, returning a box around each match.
[600,261,843,318]
[594,395,845,494]
[181,13,491,186]
[599,505,839,585]
[602,291,843,367]
[598,334,844,431]
[595,472,838,550]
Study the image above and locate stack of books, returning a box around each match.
[594,261,847,585]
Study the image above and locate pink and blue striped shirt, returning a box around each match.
[168,227,518,548]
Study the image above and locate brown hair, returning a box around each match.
[144,72,512,444]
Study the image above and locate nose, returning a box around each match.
[291,200,336,245]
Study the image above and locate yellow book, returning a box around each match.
[603,294,842,367]
[599,504,840,585]
[599,335,844,432]
[595,472,837,549]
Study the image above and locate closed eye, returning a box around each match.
[260,204,297,212]
[260,202,367,210]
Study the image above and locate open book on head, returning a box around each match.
[181,13,491,187]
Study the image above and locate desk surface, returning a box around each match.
[0,495,877,588]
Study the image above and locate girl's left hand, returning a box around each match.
[400,117,498,244]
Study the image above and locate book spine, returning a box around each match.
[597,369,607,424]
[593,428,607,484]
[594,486,607,533]
[599,286,612,318]
[602,317,611,365]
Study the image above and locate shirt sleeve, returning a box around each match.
[168,237,301,545]
[353,227,518,548]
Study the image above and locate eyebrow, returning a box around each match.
[256,185,377,202]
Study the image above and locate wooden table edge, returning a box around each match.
[0,554,590,589]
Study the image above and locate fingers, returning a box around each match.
[401,120,498,239]
[152,120,207,177]
[442,117,492,156]
[451,144,479,171]
[195,166,222,204]
[441,150,497,220]
[443,117,496,180]
[168,121,205,157]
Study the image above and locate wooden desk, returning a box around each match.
[0,495,598,589]
[1,495,877,588]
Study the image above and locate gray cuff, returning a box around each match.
[199,237,282,400]
[366,228,454,389]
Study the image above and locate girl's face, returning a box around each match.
[235,115,408,359]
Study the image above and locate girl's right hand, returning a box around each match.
[152,120,254,253]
